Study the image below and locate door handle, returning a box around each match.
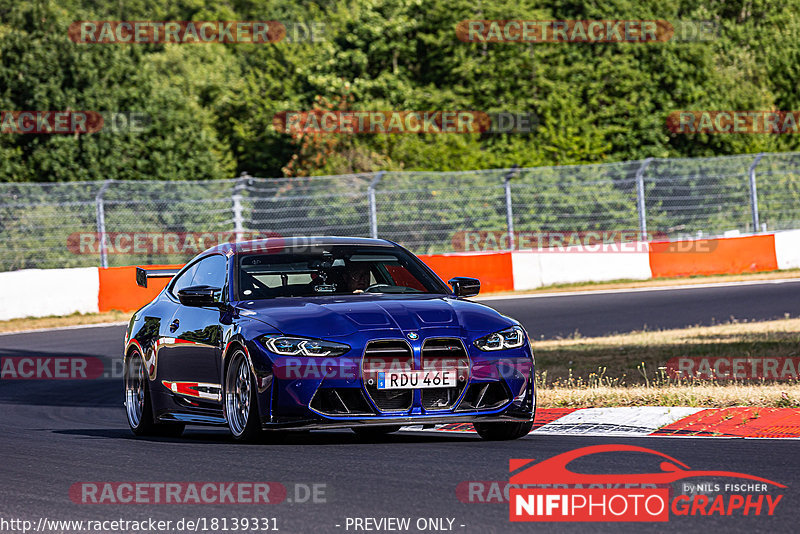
[169,319,180,333]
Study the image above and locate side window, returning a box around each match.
[383,263,426,291]
[170,262,199,296]
[191,255,228,290]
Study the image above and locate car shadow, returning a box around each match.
[0,378,122,407]
[0,346,122,407]
[52,427,480,445]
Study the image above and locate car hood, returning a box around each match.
[235,295,514,338]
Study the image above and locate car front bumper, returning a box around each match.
[245,335,535,430]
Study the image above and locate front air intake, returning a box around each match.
[420,338,469,411]
[310,388,374,416]
[362,340,414,412]
[457,381,512,411]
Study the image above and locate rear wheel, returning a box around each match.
[225,349,262,442]
[124,350,184,437]
[473,420,533,441]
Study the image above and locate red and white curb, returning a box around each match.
[528,406,704,436]
[402,406,800,438]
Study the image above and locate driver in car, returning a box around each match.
[345,263,372,293]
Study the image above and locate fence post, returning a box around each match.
[368,171,385,239]
[635,158,653,242]
[95,180,112,269]
[504,164,519,250]
[232,172,249,243]
[748,153,765,232]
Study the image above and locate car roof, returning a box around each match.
[203,236,398,256]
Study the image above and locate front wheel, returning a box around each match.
[225,349,262,442]
[124,351,184,437]
[473,420,533,441]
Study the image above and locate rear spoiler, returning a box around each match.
[136,267,180,288]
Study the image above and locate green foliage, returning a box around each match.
[2,0,800,179]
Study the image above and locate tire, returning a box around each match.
[224,349,263,442]
[473,420,533,441]
[124,350,184,438]
[351,426,401,440]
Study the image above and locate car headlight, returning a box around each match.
[474,326,525,351]
[260,335,350,357]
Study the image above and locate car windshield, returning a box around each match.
[236,245,448,299]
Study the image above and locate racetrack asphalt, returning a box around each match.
[485,278,800,339]
[1,280,799,533]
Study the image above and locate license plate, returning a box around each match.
[377,370,456,389]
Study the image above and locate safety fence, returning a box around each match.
[2,152,800,270]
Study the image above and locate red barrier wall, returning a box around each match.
[648,235,778,278]
[419,252,514,293]
[99,253,514,312]
[97,236,778,313]
[98,264,181,312]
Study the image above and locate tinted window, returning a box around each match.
[170,255,227,300]
[192,254,228,289]
[237,246,448,300]
[170,262,199,295]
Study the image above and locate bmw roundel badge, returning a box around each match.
[407,332,419,340]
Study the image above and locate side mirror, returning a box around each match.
[448,277,480,297]
[177,285,221,307]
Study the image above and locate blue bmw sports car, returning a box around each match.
[124,237,535,441]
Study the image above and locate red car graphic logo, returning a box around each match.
[510,444,785,487]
